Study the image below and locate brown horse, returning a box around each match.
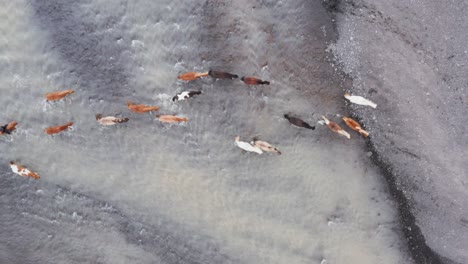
[342,117,369,137]
[321,116,350,139]
[208,70,238,79]
[45,89,75,101]
[45,122,73,135]
[284,114,315,130]
[177,71,209,81]
[241,76,270,85]
[0,121,18,135]
[127,101,159,113]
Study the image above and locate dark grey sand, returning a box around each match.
[326,0,468,263]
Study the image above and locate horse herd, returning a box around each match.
[2,69,376,179]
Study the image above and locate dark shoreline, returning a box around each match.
[355,115,444,264]
[320,1,447,263]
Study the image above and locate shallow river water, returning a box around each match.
[1,1,451,263]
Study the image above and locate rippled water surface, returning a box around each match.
[0,1,412,263]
